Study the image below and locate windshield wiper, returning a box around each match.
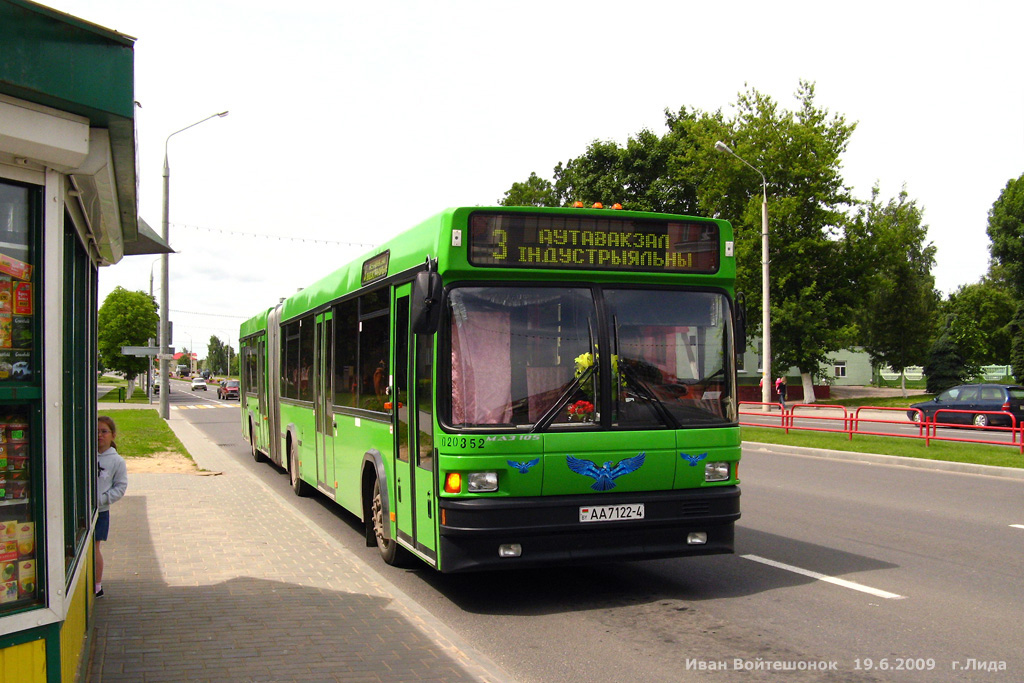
[619,363,680,429]
[531,364,597,433]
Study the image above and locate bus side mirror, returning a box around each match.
[411,270,443,335]
[733,292,747,357]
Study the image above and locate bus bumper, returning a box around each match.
[438,485,740,573]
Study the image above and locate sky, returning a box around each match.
[43,0,1024,359]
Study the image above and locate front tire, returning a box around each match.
[371,478,413,567]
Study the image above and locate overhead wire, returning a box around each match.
[172,221,378,248]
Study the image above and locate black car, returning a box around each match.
[907,383,1024,427]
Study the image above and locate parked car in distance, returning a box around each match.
[191,377,207,391]
[907,383,1024,427]
[218,379,240,400]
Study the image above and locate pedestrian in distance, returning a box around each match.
[96,415,128,598]
[775,376,788,410]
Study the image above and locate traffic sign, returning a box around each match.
[121,346,160,356]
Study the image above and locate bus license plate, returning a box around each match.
[579,503,645,523]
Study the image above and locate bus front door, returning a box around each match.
[393,286,437,564]
[314,312,335,496]
[257,338,268,452]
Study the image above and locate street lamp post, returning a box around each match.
[148,256,160,401]
[715,140,771,411]
[159,111,228,418]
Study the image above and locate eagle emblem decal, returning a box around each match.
[507,458,540,473]
[566,453,646,491]
[681,452,708,467]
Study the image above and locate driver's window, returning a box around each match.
[940,388,959,402]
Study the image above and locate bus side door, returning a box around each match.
[393,285,438,564]
[257,337,268,452]
[314,311,336,496]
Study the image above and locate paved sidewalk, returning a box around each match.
[88,410,515,683]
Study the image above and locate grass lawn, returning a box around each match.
[95,409,191,460]
[826,395,928,409]
[98,377,154,404]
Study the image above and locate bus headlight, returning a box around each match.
[704,462,731,482]
[467,471,498,492]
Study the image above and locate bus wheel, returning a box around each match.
[371,478,412,567]
[289,441,310,497]
[250,420,264,463]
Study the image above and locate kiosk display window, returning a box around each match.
[0,180,38,612]
[0,181,33,382]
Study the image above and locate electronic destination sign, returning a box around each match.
[467,212,720,273]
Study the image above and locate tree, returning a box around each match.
[700,82,859,401]
[848,187,938,395]
[205,336,238,375]
[1010,305,1024,382]
[97,287,159,382]
[924,323,970,393]
[986,174,1024,384]
[500,107,724,213]
[500,172,557,207]
[501,82,868,402]
[943,279,1016,366]
[986,173,1024,297]
[206,336,229,375]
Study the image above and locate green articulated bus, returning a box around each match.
[240,205,744,572]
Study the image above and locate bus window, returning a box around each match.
[282,320,301,400]
[332,299,358,407]
[448,286,598,427]
[358,292,390,413]
[298,317,315,402]
[605,289,734,427]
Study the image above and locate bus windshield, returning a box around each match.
[447,286,735,430]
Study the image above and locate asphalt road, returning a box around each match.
[172,387,1024,682]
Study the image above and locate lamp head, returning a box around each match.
[714,140,733,155]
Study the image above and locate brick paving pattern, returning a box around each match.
[88,411,513,683]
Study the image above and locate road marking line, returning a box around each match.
[742,554,906,600]
[1011,524,1024,530]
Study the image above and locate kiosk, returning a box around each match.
[0,2,162,679]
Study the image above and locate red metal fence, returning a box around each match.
[739,402,1024,454]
